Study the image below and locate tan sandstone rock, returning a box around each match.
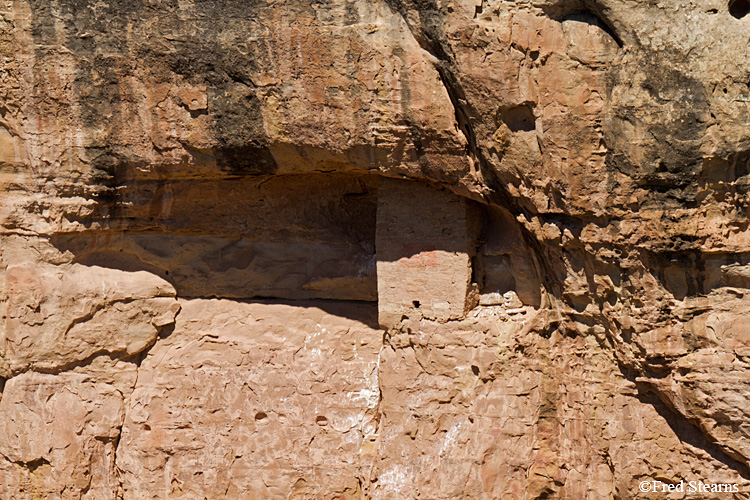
[2,0,750,497]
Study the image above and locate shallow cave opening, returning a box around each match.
[472,205,542,308]
[54,173,380,303]
[54,173,542,327]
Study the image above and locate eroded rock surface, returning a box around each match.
[3,0,750,498]
[116,300,381,499]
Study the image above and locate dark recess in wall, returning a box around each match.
[730,0,750,18]
[499,104,536,132]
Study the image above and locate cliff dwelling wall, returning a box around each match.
[50,172,540,323]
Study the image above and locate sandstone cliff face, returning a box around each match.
[3,0,750,498]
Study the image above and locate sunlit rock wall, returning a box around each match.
[3,0,750,498]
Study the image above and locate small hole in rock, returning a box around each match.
[144,424,151,431]
[316,415,328,426]
[255,412,267,421]
[730,0,750,18]
[471,365,480,376]
[412,300,420,308]
[499,104,536,132]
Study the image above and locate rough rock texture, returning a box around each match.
[4,0,750,498]
[116,300,381,499]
